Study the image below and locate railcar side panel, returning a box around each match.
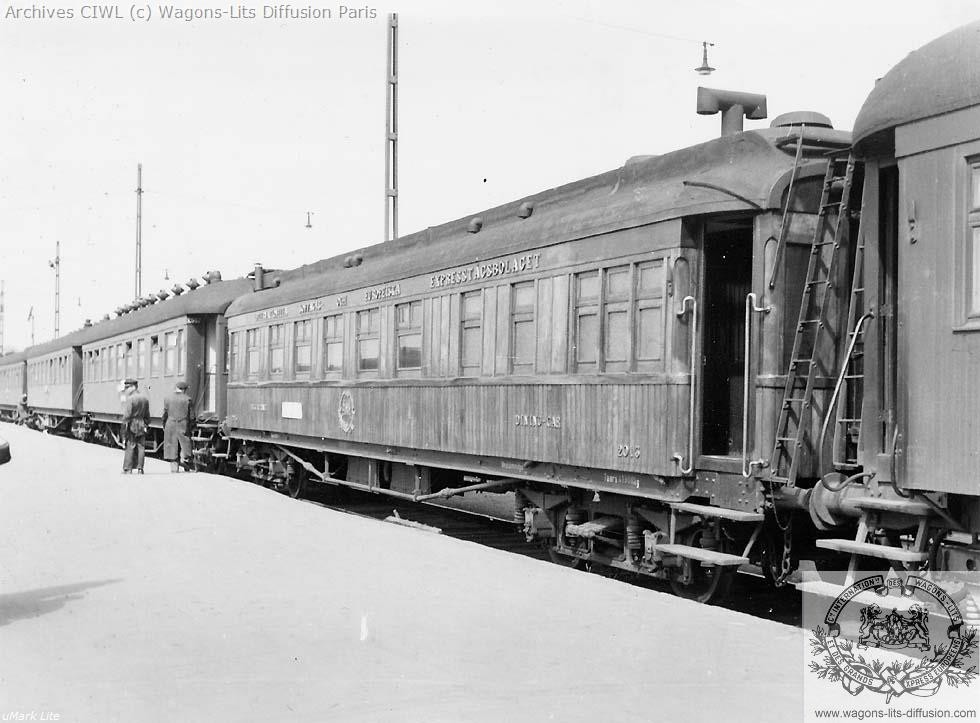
[893,107,980,494]
[26,348,81,415]
[0,360,27,409]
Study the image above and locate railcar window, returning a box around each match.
[246,328,261,379]
[511,282,536,374]
[165,332,177,376]
[574,271,599,371]
[228,331,240,381]
[357,309,381,372]
[117,344,126,380]
[357,309,380,373]
[636,260,665,367]
[125,342,135,380]
[269,324,285,377]
[604,266,631,371]
[177,329,185,376]
[136,339,145,378]
[461,291,482,376]
[323,315,344,375]
[395,301,422,372]
[293,320,312,376]
[969,164,980,317]
[150,336,161,377]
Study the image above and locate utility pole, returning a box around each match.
[48,242,61,337]
[135,163,143,297]
[27,306,35,346]
[384,13,398,243]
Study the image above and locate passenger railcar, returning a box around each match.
[74,276,252,446]
[801,22,980,579]
[0,351,28,422]
[5,23,979,606]
[220,107,855,599]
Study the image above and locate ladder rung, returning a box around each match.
[776,436,799,444]
[791,358,813,365]
[799,318,821,325]
[837,417,860,422]
[806,280,830,287]
[784,397,808,405]
[843,374,864,380]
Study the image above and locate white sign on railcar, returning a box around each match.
[280,402,303,419]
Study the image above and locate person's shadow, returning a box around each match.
[0,579,122,627]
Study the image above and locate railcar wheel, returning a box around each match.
[286,465,307,499]
[546,545,587,571]
[668,528,734,604]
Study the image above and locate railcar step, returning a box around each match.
[851,497,933,516]
[652,543,748,567]
[565,516,622,539]
[816,539,928,563]
[670,502,763,523]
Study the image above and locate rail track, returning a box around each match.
[298,483,803,627]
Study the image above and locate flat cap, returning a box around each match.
[123,378,138,386]
[175,381,188,391]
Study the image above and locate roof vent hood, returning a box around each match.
[770,111,833,129]
[697,87,767,136]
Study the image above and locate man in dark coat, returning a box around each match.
[121,378,150,474]
[162,381,193,472]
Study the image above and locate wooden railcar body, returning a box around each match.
[0,352,28,415]
[224,125,852,515]
[77,279,251,427]
[852,22,980,514]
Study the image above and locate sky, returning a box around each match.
[0,0,977,350]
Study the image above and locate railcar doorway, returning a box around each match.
[700,219,754,457]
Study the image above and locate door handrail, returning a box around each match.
[743,292,771,477]
[672,295,697,475]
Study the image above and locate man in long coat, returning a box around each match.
[121,378,150,474]
[162,381,193,472]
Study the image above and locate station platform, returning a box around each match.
[0,424,803,722]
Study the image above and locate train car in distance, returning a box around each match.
[74,274,252,447]
[220,97,854,601]
[0,351,28,423]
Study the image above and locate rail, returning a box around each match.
[742,292,771,478]
[671,295,697,475]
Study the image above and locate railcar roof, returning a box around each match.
[14,279,252,358]
[0,350,29,367]
[854,21,980,154]
[229,127,848,317]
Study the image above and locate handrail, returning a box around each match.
[817,311,874,472]
[767,130,805,290]
[671,296,697,475]
[742,292,771,478]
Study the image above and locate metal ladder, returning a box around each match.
[769,152,858,488]
[833,232,870,471]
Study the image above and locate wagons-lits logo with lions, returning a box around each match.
[808,575,978,702]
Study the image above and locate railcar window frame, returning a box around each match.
[964,155,980,325]
[245,327,262,380]
[150,336,161,377]
[356,308,380,375]
[293,319,312,377]
[177,329,185,376]
[460,290,482,377]
[573,270,600,372]
[395,300,422,374]
[322,314,344,377]
[510,281,536,375]
[268,323,285,378]
[634,259,666,369]
[228,330,240,382]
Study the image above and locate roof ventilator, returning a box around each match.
[696,87,767,136]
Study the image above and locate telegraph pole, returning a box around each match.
[384,13,398,243]
[135,163,143,297]
[49,241,61,337]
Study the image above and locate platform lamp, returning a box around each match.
[695,41,715,75]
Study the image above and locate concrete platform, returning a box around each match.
[0,424,804,722]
